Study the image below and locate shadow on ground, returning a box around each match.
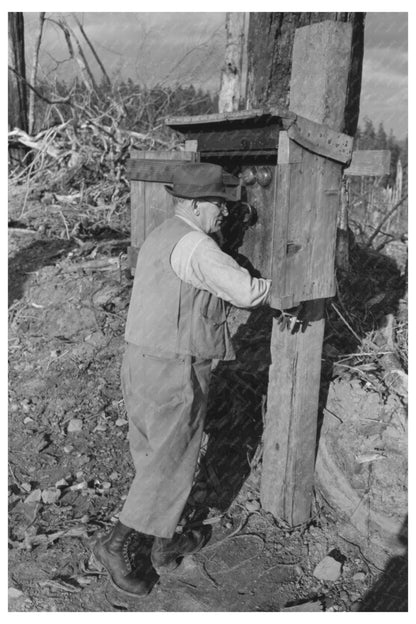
[358,517,408,612]
[202,306,274,511]
[316,235,407,451]
[8,238,75,307]
[188,215,407,538]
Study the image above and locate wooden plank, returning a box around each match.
[261,300,326,522]
[261,19,358,526]
[166,108,290,127]
[269,131,301,309]
[288,115,353,164]
[276,150,340,307]
[343,150,391,177]
[184,140,198,152]
[289,21,353,129]
[270,135,341,308]
[127,158,184,183]
[200,149,277,158]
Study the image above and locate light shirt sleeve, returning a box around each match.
[170,230,271,308]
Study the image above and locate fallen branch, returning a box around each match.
[8,65,71,105]
[65,257,125,272]
[8,127,66,159]
[366,195,408,247]
[331,302,362,343]
[8,227,38,235]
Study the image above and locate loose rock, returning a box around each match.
[55,478,69,488]
[283,600,323,612]
[24,489,42,504]
[313,555,342,581]
[41,488,61,504]
[352,572,366,583]
[115,418,128,427]
[8,587,24,600]
[245,500,261,512]
[67,418,83,433]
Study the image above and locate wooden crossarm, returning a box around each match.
[343,150,391,176]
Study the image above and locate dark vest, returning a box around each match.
[125,216,236,361]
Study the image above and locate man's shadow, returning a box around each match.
[201,305,274,511]
[187,202,274,517]
[358,517,408,611]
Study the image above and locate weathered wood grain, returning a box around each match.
[261,301,326,524]
[261,19,363,525]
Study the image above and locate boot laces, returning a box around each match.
[122,532,136,572]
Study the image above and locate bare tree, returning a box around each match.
[8,12,28,132]
[48,16,100,95]
[28,12,46,135]
[218,13,246,113]
[72,14,112,90]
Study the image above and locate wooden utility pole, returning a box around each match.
[218,13,246,113]
[245,14,365,525]
[246,13,364,136]
[8,12,28,132]
[8,12,28,167]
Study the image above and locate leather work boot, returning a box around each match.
[93,521,156,597]
[151,527,210,574]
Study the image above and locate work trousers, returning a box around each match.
[119,343,212,538]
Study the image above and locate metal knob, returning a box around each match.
[241,167,257,185]
[256,166,273,187]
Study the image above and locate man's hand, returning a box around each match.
[276,303,307,332]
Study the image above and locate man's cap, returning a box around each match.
[165,163,237,201]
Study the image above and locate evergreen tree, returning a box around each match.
[359,118,377,149]
[376,122,388,149]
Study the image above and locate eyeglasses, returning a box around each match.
[209,200,226,210]
[194,199,227,213]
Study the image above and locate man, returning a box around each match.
[93,163,271,596]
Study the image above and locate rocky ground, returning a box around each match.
[8,188,407,612]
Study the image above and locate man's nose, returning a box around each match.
[221,205,229,216]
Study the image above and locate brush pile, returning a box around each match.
[8,96,181,237]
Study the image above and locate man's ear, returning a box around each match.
[192,200,200,216]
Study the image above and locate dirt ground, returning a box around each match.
[8,190,407,612]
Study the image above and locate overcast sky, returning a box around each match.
[23,12,408,139]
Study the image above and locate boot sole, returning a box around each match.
[92,545,151,598]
